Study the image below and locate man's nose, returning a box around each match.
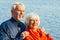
[20,12,23,15]
[18,11,22,15]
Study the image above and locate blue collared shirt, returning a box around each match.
[0,17,26,40]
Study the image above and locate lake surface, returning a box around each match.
[0,0,60,40]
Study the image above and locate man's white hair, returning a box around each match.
[11,2,25,11]
[25,13,40,27]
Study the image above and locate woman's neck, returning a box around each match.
[28,27,37,31]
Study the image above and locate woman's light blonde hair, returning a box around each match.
[25,13,40,27]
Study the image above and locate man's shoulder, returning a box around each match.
[20,22,26,31]
[20,21,25,25]
[0,19,10,30]
[1,19,10,25]
[0,19,11,28]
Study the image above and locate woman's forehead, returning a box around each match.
[30,18,38,20]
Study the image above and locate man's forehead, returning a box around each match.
[16,5,24,10]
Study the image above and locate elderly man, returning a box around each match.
[0,2,26,40]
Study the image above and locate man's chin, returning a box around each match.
[18,18,22,21]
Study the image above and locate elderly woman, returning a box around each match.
[22,13,54,40]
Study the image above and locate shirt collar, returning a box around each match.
[10,17,20,24]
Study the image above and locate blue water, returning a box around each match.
[0,0,60,40]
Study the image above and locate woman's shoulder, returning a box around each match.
[37,28,46,33]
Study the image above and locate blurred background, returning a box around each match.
[0,0,60,40]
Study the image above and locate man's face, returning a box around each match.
[12,4,24,22]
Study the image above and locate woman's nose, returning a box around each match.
[34,21,36,23]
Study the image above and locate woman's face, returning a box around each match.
[29,18,39,29]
